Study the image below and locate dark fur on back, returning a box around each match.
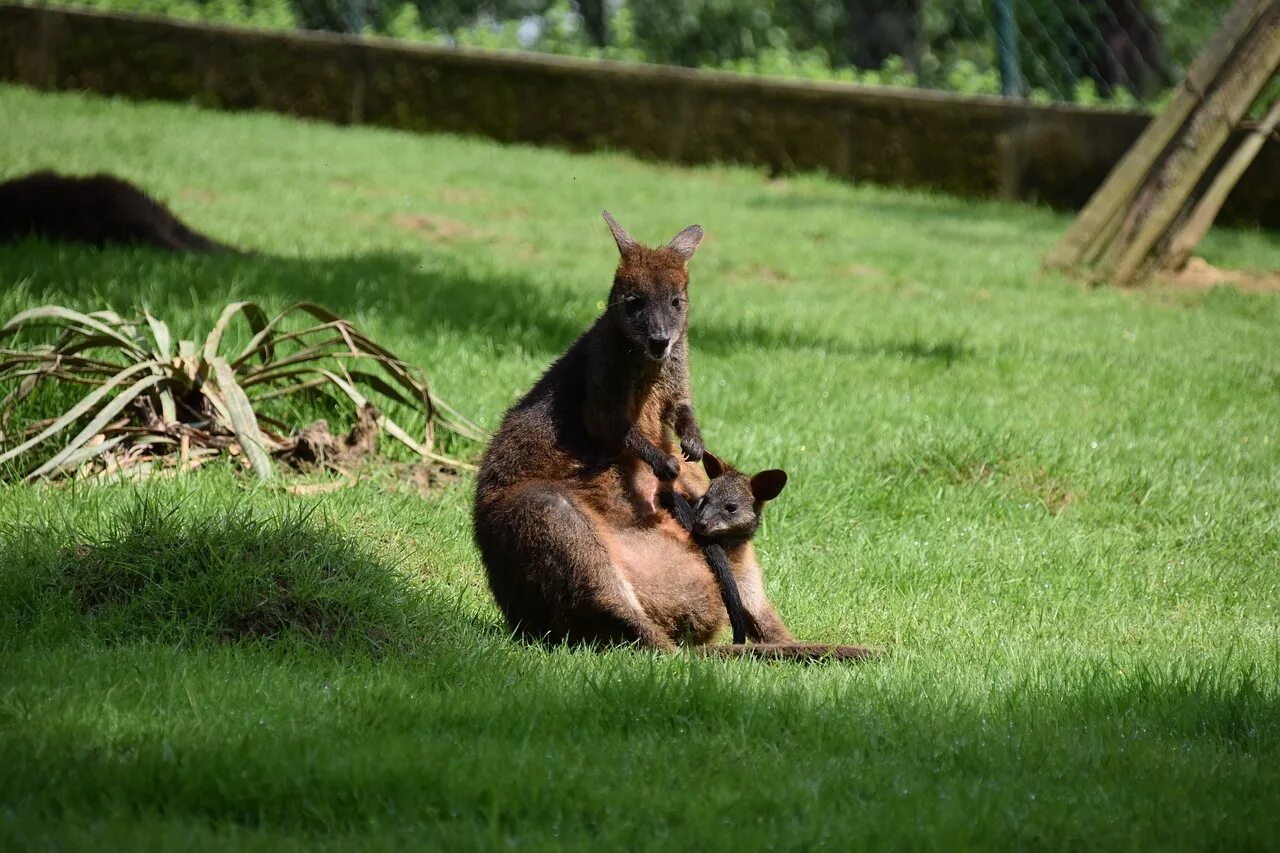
[0,171,234,253]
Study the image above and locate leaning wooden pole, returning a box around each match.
[1044,0,1275,272]
[1164,97,1280,272]
[1100,10,1280,286]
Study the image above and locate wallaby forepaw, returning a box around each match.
[681,436,705,462]
[655,454,681,481]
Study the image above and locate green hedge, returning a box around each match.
[20,0,1235,108]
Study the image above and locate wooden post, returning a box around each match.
[1164,97,1280,271]
[1100,6,1280,285]
[1043,0,1275,272]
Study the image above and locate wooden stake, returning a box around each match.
[1164,96,1280,272]
[1043,0,1275,271]
[1101,7,1280,285]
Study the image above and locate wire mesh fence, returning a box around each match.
[31,0,1235,108]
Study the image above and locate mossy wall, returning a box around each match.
[2,4,1275,227]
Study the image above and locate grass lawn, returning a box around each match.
[2,83,1279,850]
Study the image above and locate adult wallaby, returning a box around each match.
[474,211,875,661]
[475,211,708,649]
[589,210,705,515]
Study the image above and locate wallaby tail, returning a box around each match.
[697,643,881,662]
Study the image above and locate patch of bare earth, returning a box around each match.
[281,406,462,499]
[389,212,484,242]
[1010,467,1080,515]
[179,187,217,203]
[440,186,490,205]
[1155,257,1280,294]
[725,263,796,285]
[918,459,1079,515]
[331,179,398,199]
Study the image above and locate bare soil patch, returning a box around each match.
[1155,257,1280,294]
[179,186,216,203]
[389,212,483,242]
[439,186,490,205]
[725,263,796,285]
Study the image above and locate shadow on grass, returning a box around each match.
[0,641,1275,847]
[0,242,970,364]
[0,496,1275,846]
[0,496,467,654]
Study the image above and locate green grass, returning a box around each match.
[2,83,1279,850]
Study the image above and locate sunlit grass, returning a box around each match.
[1,83,1278,849]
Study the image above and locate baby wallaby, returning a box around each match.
[663,452,788,643]
[588,210,706,513]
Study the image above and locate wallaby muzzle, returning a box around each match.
[647,334,671,359]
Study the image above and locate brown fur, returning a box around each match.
[585,210,705,515]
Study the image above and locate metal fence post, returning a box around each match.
[994,0,1023,98]
[346,0,365,35]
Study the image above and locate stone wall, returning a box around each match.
[1,4,1275,226]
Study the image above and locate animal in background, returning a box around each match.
[0,170,236,253]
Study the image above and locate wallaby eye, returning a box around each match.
[671,296,684,308]
[724,503,738,515]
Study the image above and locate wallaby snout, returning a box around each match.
[646,334,671,359]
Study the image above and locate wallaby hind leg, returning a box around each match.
[744,601,795,644]
[480,483,676,651]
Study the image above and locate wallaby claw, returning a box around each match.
[655,454,681,481]
[681,436,705,462]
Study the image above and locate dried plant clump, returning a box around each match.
[0,302,486,483]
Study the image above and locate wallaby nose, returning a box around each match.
[647,335,670,358]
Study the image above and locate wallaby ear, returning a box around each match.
[667,224,704,262]
[602,210,638,257]
[702,451,725,480]
[749,469,788,502]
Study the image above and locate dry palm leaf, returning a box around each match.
[0,302,487,482]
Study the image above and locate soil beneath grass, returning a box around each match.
[279,406,463,498]
[388,212,482,242]
[1155,257,1280,293]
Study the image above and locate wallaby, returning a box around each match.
[473,211,876,661]
[0,171,236,253]
[588,210,706,515]
[474,211,711,650]
[661,452,788,644]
